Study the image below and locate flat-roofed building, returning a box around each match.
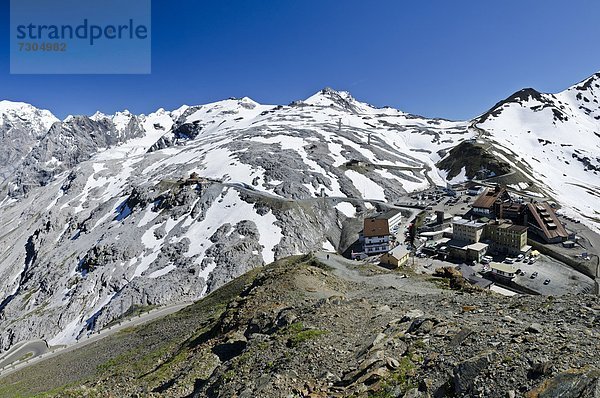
[447,239,489,262]
[375,209,403,231]
[455,265,494,289]
[484,221,529,256]
[452,219,486,243]
[490,263,518,280]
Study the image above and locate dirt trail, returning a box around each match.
[315,251,443,296]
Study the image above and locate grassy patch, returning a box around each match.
[308,258,334,272]
[21,288,38,304]
[367,357,418,398]
[427,276,451,290]
[18,352,33,362]
[284,322,328,348]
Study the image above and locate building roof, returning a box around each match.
[455,265,475,279]
[375,209,402,221]
[453,219,487,228]
[472,186,508,209]
[455,265,494,288]
[526,202,568,242]
[363,218,390,238]
[419,230,444,237]
[447,240,489,252]
[487,221,528,235]
[469,275,494,289]
[490,263,518,274]
[507,224,528,234]
[466,242,488,251]
[387,245,410,260]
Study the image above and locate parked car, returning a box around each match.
[528,258,537,264]
[503,258,515,264]
[516,254,524,261]
[543,279,551,285]
[531,272,538,279]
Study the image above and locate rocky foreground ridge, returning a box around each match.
[1,254,598,397]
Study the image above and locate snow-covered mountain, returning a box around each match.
[0,89,472,350]
[474,72,600,225]
[1,72,599,351]
[0,101,59,188]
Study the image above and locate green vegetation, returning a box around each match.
[367,357,418,398]
[427,276,451,290]
[284,322,328,347]
[414,211,427,229]
[20,288,39,310]
[18,352,33,362]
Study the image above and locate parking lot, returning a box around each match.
[410,252,594,296]
[510,254,595,295]
[471,254,594,295]
[431,189,472,217]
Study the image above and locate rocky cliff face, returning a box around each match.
[0,101,58,189]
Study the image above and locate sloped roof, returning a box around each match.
[387,245,410,259]
[472,186,508,209]
[526,202,568,241]
[363,218,390,237]
[491,263,518,274]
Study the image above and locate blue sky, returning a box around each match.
[1,0,600,120]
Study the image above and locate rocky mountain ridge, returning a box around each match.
[0,254,597,397]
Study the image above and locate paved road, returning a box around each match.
[0,340,48,370]
[559,214,600,253]
[0,301,193,379]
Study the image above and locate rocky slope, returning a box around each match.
[0,254,597,397]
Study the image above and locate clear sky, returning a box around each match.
[1,0,600,120]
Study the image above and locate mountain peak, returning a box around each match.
[569,71,600,92]
[302,87,373,114]
[305,87,353,102]
[0,100,59,133]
